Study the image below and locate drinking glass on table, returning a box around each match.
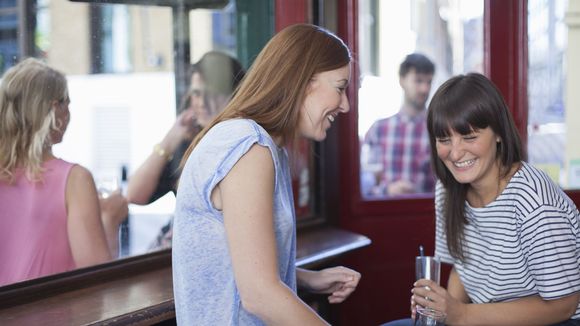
[415,256,445,326]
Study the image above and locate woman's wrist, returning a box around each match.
[447,301,468,325]
[153,143,174,162]
[296,268,316,291]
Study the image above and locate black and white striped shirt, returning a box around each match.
[435,162,580,318]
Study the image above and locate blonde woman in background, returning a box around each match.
[0,58,128,286]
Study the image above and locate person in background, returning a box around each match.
[361,53,435,197]
[0,58,128,286]
[126,51,245,250]
[386,73,580,326]
[172,24,361,325]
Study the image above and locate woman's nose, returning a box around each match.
[448,140,464,161]
[191,95,206,109]
[339,93,350,113]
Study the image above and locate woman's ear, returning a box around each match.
[51,100,62,110]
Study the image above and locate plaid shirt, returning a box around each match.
[361,110,435,196]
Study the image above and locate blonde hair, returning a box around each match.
[0,58,68,182]
[182,23,351,162]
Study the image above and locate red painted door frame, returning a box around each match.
[485,0,529,149]
[274,0,308,31]
[276,0,579,324]
[330,1,555,325]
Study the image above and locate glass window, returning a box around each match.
[0,0,20,73]
[358,0,484,200]
[49,2,241,257]
[527,0,580,190]
[0,0,271,287]
[1,0,335,288]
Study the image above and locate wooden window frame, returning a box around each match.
[336,0,580,223]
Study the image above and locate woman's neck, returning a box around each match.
[42,148,56,161]
[273,135,284,148]
[467,161,520,208]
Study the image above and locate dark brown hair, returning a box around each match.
[189,51,245,95]
[399,53,435,77]
[427,73,523,261]
[179,51,245,113]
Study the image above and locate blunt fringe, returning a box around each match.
[427,73,523,261]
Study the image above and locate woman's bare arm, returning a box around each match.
[220,144,328,325]
[65,165,112,267]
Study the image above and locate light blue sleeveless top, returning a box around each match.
[172,119,297,325]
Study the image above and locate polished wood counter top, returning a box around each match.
[0,227,370,325]
[0,268,174,325]
[296,227,372,268]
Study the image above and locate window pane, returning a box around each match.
[527,0,580,190]
[0,0,19,73]
[41,1,239,256]
[358,0,484,200]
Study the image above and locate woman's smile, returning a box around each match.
[436,127,500,188]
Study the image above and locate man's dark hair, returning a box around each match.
[399,53,435,77]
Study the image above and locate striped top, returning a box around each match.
[435,162,580,318]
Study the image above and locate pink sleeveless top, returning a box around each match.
[0,158,76,286]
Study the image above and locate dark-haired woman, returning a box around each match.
[408,73,580,326]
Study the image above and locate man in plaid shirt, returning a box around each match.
[361,53,436,198]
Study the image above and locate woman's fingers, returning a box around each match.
[412,282,445,312]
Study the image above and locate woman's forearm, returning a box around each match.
[296,268,315,290]
[447,267,470,303]
[416,270,579,326]
[241,280,328,326]
[453,293,580,326]
[126,152,168,204]
[102,221,119,258]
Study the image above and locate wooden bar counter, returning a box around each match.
[0,227,370,325]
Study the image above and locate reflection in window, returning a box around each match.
[90,5,132,73]
[35,1,239,256]
[527,0,580,189]
[0,0,22,73]
[358,0,483,200]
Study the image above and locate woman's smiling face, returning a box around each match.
[298,64,351,141]
[435,126,501,187]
